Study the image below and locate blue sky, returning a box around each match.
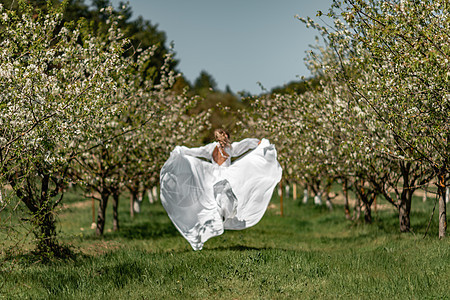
[108,0,333,94]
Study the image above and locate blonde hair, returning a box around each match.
[214,129,231,149]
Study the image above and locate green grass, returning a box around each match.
[1,191,449,299]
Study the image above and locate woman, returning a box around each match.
[160,129,282,250]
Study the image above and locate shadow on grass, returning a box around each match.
[1,244,80,266]
[210,245,272,252]
[81,219,179,241]
[117,220,179,239]
[371,209,437,236]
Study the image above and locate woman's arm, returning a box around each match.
[230,138,260,157]
[179,142,216,160]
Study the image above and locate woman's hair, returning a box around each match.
[214,129,231,149]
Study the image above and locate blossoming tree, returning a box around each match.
[320,0,449,236]
[71,51,210,235]
[291,0,447,235]
[0,1,134,256]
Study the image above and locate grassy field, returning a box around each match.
[1,189,450,299]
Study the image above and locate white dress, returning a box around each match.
[160,138,282,250]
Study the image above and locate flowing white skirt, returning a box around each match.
[160,139,282,250]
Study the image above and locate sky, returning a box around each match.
[108,0,334,94]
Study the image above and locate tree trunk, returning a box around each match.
[325,182,333,211]
[293,183,297,201]
[355,199,361,221]
[285,184,290,199]
[96,190,110,236]
[363,200,372,223]
[9,172,58,255]
[34,173,59,255]
[438,173,447,239]
[439,192,446,239]
[35,206,58,254]
[91,196,96,229]
[343,179,351,220]
[112,190,119,231]
[398,194,411,232]
[314,192,322,205]
[148,188,154,204]
[152,186,158,202]
[446,187,449,204]
[353,193,361,221]
[303,188,308,204]
[355,180,371,223]
[134,191,143,213]
[398,161,412,232]
[279,181,283,217]
[130,190,137,219]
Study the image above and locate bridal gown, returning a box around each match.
[160,138,282,250]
